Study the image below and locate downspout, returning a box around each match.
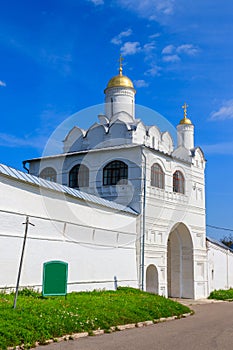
[140,146,147,291]
[22,161,29,173]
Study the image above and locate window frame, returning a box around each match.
[103,160,128,186]
[151,163,165,189]
[173,170,185,194]
[39,167,57,182]
[69,164,89,189]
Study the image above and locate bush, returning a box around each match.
[208,288,233,300]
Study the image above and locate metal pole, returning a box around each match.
[141,148,147,291]
[13,216,34,309]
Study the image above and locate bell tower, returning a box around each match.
[104,55,136,120]
[177,103,194,150]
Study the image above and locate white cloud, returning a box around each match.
[120,41,141,56]
[0,81,6,87]
[133,79,149,88]
[202,142,233,155]
[145,65,161,77]
[0,132,47,149]
[111,29,132,45]
[210,99,233,120]
[176,44,199,56]
[161,43,200,63]
[116,0,174,21]
[162,44,175,55]
[162,54,180,62]
[143,41,156,53]
[88,0,104,5]
[149,33,161,39]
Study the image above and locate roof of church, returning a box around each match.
[0,163,138,215]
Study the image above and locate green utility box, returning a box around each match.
[42,261,68,296]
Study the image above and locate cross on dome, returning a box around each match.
[179,102,192,125]
[118,54,124,76]
[182,102,188,118]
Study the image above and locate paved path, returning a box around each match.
[39,301,233,350]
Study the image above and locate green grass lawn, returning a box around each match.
[0,287,190,349]
[208,288,233,301]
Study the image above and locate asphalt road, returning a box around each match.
[39,301,233,350]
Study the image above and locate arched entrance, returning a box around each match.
[167,223,194,298]
[146,264,159,294]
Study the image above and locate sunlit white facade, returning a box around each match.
[0,65,232,298]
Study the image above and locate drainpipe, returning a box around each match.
[140,146,147,291]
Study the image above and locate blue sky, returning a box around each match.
[0,0,233,240]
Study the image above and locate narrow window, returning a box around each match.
[111,98,113,117]
[40,167,57,182]
[151,163,164,189]
[69,164,89,188]
[103,160,128,186]
[173,170,185,194]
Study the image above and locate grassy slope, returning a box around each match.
[0,287,190,349]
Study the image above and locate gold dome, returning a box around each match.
[179,117,192,125]
[107,73,134,89]
[105,55,135,91]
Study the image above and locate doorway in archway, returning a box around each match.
[167,223,194,298]
[146,264,159,294]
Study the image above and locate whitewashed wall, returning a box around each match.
[0,173,138,292]
[207,240,233,293]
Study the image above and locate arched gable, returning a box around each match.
[64,126,85,143]
[192,147,206,169]
[160,131,174,154]
[110,111,134,125]
[131,121,147,145]
[63,126,86,153]
[108,120,132,142]
[148,125,162,149]
[85,123,107,147]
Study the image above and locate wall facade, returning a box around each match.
[207,240,233,293]
[0,173,138,292]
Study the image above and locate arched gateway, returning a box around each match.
[167,223,194,299]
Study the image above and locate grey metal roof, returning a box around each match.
[206,236,233,252]
[24,144,141,163]
[0,163,138,215]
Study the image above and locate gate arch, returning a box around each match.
[167,223,194,298]
[146,264,159,294]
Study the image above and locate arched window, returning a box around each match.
[103,160,128,186]
[151,163,164,189]
[69,164,89,188]
[173,170,185,194]
[40,167,57,182]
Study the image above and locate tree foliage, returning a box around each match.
[220,234,233,248]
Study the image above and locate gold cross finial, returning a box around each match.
[182,102,188,118]
[118,54,124,75]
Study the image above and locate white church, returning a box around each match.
[0,60,232,299]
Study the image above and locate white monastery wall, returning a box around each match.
[0,174,138,292]
[207,240,233,293]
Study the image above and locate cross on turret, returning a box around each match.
[118,54,124,75]
[182,102,188,118]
